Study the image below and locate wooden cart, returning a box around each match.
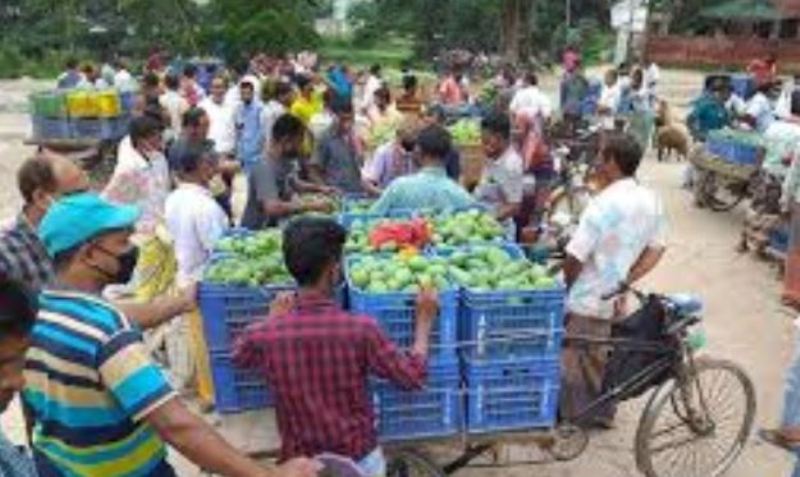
[688,144,760,212]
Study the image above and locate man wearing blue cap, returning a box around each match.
[23,192,319,477]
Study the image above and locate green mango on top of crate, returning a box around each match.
[205,230,292,287]
[348,253,452,293]
[445,245,558,291]
[430,209,506,247]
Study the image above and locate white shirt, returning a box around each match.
[363,75,383,111]
[598,82,622,129]
[159,90,190,141]
[726,94,747,117]
[746,92,776,132]
[262,100,287,147]
[103,139,171,235]
[509,86,552,119]
[113,69,137,92]
[309,110,336,141]
[200,97,236,155]
[566,178,667,319]
[165,183,229,285]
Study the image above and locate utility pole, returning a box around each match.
[627,0,636,63]
[566,0,571,28]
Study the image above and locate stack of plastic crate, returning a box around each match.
[458,244,565,434]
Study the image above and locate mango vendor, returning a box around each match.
[370,124,476,215]
[241,114,335,230]
[474,112,525,238]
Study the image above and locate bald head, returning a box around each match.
[18,153,89,208]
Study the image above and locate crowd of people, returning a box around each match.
[0,48,673,477]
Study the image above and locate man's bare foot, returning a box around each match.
[759,428,800,451]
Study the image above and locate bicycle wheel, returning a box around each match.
[634,358,756,477]
[386,449,445,477]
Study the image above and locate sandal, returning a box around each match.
[759,428,800,451]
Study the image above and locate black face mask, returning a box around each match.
[89,245,139,285]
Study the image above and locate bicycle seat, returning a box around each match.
[665,294,703,316]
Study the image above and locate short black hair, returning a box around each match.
[18,155,56,204]
[370,64,381,76]
[173,141,212,174]
[182,107,207,128]
[416,124,452,160]
[0,276,38,338]
[129,116,162,145]
[143,72,160,89]
[282,217,346,287]
[183,64,197,78]
[165,74,180,91]
[525,72,538,86]
[272,114,306,143]
[295,74,311,90]
[275,81,293,99]
[481,112,511,141]
[374,86,391,102]
[403,74,418,91]
[240,80,255,92]
[602,132,643,177]
[65,58,78,70]
[333,101,353,116]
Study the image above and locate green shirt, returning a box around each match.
[370,166,476,215]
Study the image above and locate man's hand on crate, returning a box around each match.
[413,286,440,358]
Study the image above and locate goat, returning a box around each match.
[655,99,691,162]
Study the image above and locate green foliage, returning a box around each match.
[199,0,321,60]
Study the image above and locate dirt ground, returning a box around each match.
[0,70,797,476]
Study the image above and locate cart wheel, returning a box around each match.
[386,449,445,477]
[547,424,589,461]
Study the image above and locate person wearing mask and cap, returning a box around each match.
[25,192,320,477]
[235,79,266,173]
[0,152,196,348]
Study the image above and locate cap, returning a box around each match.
[38,192,140,257]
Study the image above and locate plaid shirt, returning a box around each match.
[0,215,55,292]
[233,291,427,462]
[0,429,37,477]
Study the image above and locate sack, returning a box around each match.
[602,296,674,402]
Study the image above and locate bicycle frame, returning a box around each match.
[563,328,685,426]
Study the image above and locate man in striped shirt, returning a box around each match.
[24,192,318,477]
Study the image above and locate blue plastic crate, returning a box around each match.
[210,353,272,413]
[730,143,759,166]
[347,255,459,358]
[112,115,131,139]
[32,116,72,140]
[465,356,560,434]
[338,210,412,230]
[770,226,789,253]
[460,287,565,361]
[373,357,463,441]
[199,282,295,353]
[119,92,136,114]
[72,118,116,140]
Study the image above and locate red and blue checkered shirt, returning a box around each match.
[232,291,428,462]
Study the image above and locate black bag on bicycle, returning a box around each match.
[602,295,674,402]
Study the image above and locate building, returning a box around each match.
[645,0,800,71]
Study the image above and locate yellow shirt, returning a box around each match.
[290,92,324,125]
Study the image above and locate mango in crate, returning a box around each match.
[349,255,451,293]
[445,245,558,291]
[431,209,505,247]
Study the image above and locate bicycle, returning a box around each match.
[384,283,756,477]
[544,125,600,231]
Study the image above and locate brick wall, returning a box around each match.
[645,35,800,72]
